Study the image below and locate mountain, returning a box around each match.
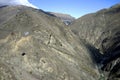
[0,5,99,80]
[49,12,75,25]
[70,4,120,80]
[0,4,120,80]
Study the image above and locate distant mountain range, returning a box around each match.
[49,12,75,25]
[0,4,120,80]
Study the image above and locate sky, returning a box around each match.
[29,0,120,18]
[0,0,120,18]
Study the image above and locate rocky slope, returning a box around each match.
[70,4,120,80]
[0,6,100,80]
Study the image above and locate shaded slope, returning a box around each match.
[70,4,120,80]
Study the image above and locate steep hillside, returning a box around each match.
[0,6,99,80]
[70,4,120,80]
